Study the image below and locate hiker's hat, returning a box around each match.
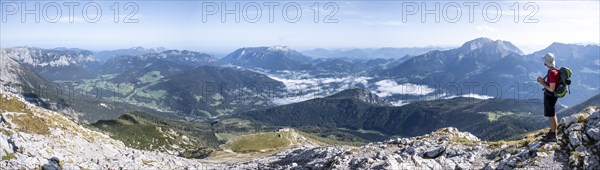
[541,53,555,67]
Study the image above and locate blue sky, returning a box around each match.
[1,1,598,54]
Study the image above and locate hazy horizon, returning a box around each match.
[2,1,598,54]
[3,39,599,56]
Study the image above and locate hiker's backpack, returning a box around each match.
[546,67,572,98]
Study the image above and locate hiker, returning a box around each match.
[537,53,559,142]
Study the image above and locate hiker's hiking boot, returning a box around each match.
[541,131,557,142]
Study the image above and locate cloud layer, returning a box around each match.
[374,79,435,97]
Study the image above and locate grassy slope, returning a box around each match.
[91,111,219,158]
[0,94,49,135]
[224,132,291,153]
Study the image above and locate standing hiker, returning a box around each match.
[537,53,559,142]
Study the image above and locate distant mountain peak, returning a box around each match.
[546,42,597,47]
[547,42,577,49]
[131,46,145,50]
[237,46,291,53]
[326,88,392,106]
[150,49,211,57]
[162,49,185,55]
[127,46,167,53]
[461,37,494,51]
[460,37,523,55]
[220,46,312,70]
[267,45,290,52]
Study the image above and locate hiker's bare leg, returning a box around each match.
[549,116,558,132]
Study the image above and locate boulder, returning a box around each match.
[528,142,542,153]
[586,110,600,141]
[562,115,580,126]
[567,123,584,132]
[569,131,581,148]
[588,110,600,122]
[411,155,424,166]
[506,157,517,167]
[446,149,462,157]
[584,154,600,169]
[423,146,445,159]
[586,128,600,141]
[404,146,417,155]
[384,156,400,169]
[376,150,385,160]
[455,162,471,170]
[0,134,14,155]
[497,157,515,170]
[483,162,497,170]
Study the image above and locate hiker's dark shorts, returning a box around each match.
[544,93,558,117]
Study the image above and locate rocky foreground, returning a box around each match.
[224,105,599,169]
[1,90,600,169]
[0,92,208,169]
[198,106,600,170]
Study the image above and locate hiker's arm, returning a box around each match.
[537,77,556,92]
[543,83,556,92]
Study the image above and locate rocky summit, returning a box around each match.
[1,88,600,169]
[222,106,600,170]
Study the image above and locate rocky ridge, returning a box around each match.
[0,90,212,169]
[221,107,600,169]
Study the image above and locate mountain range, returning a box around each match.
[379,37,599,106]
[0,52,177,122]
[100,50,217,74]
[302,46,450,59]
[381,38,528,83]
[1,37,598,120]
[1,37,599,169]
[95,46,167,63]
[1,47,99,81]
[219,46,313,71]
